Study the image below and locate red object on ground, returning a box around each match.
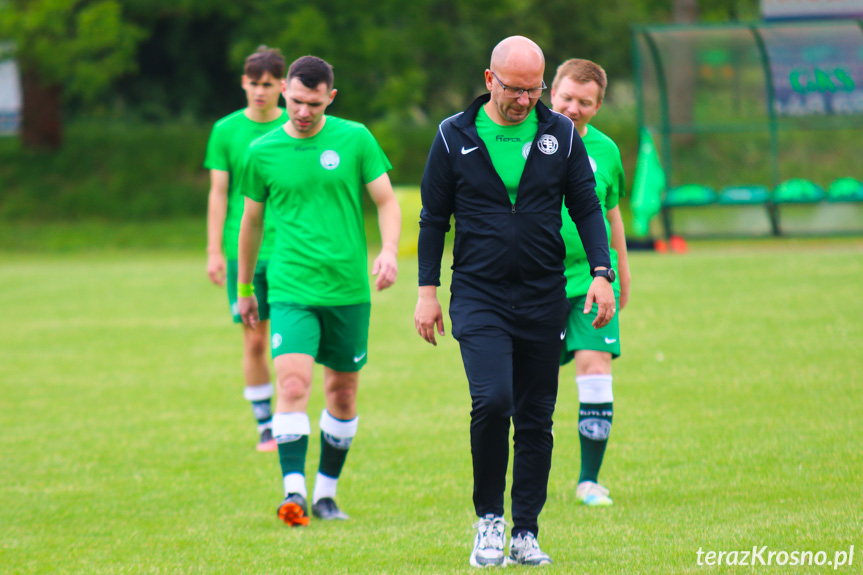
[669,235,688,253]
[654,239,669,253]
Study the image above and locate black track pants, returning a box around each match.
[450,295,568,537]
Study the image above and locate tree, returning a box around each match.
[0,0,143,149]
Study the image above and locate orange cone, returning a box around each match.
[669,235,688,253]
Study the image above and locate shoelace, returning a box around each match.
[486,518,506,549]
[586,482,609,497]
[473,516,507,550]
[578,481,610,498]
[515,534,543,558]
[472,518,490,531]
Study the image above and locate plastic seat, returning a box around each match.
[771,179,825,204]
[826,178,863,202]
[663,184,717,207]
[717,185,771,205]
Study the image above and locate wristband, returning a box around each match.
[237,282,254,298]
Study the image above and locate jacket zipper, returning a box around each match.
[510,203,517,308]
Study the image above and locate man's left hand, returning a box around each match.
[372,247,398,291]
[585,278,616,329]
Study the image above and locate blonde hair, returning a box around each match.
[552,59,607,102]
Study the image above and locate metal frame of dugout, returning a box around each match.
[632,19,863,237]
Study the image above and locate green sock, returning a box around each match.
[243,383,274,431]
[278,435,309,478]
[319,431,352,478]
[578,402,613,483]
[251,399,273,430]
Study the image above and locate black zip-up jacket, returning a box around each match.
[417,95,611,308]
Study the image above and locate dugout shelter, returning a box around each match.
[631,19,863,237]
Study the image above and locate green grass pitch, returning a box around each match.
[1,237,861,573]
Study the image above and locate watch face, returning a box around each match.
[594,269,615,282]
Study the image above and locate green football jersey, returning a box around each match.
[476,106,538,205]
[204,109,288,260]
[560,125,625,297]
[241,116,392,306]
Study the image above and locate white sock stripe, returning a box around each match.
[312,472,339,503]
[273,412,311,437]
[283,473,307,498]
[243,383,274,402]
[319,409,358,438]
[576,374,614,403]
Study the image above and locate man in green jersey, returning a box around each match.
[204,46,288,452]
[237,55,401,526]
[550,58,631,507]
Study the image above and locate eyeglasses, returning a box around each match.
[490,71,546,99]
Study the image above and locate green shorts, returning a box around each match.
[269,301,371,372]
[227,260,270,324]
[560,295,621,365]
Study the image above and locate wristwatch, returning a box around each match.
[591,268,616,282]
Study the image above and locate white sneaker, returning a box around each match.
[576,481,613,506]
[505,531,552,566]
[469,514,507,568]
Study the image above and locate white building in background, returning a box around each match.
[762,0,863,20]
[0,47,22,135]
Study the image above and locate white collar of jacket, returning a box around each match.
[447,93,575,159]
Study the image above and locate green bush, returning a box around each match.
[371,112,438,187]
[0,102,643,223]
[0,120,210,220]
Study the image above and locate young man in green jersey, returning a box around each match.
[550,58,631,507]
[237,55,401,526]
[204,46,289,453]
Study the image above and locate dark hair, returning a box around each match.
[288,55,334,90]
[244,46,286,80]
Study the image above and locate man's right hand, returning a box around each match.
[238,295,259,330]
[415,286,445,346]
[585,277,616,329]
[207,252,226,286]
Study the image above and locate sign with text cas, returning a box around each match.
[762,0,863,20]
[760,23,863,116]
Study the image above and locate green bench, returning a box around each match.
[661,178,863,236]
[772,179,826,204]
[664,178,863,207]
[663,184,717,207]
[717,185,771,205]
[827,178,863,202]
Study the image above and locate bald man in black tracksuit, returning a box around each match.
[414,36,616,568]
